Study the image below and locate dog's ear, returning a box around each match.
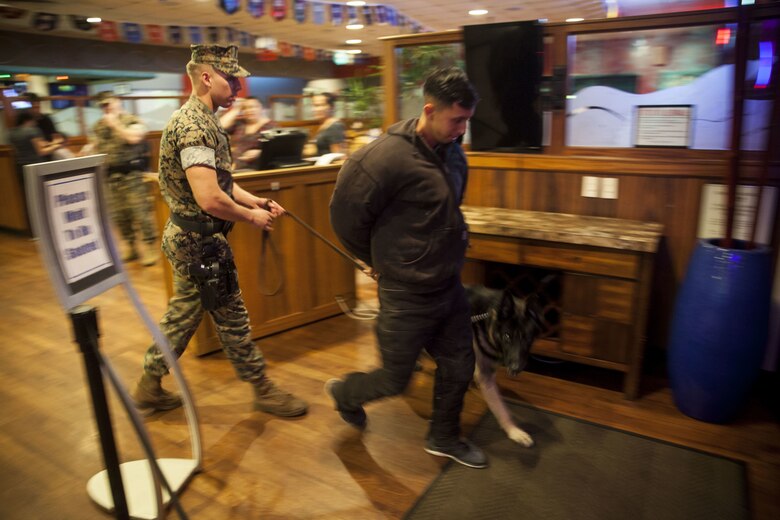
[523,294,545,331]
[497,289,517,320]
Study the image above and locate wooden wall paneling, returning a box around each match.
[0,148,28,233]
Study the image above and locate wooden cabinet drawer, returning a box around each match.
[561,314,630,364]
[563,273,636,324]
[467,236,639,278]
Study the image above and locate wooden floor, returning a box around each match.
[0,230,778,520]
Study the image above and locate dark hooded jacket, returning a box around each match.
[329,118,469,289]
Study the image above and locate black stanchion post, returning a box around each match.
[70,305,130,520]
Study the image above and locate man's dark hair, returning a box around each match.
[15,110,36,126]
[423,67,479,110]
[318,92,337,108]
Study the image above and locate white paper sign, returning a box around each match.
[46,173,112,283]
[698,184,778,245]
[635,105,692,148]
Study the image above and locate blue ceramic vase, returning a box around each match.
[668,238,772,423]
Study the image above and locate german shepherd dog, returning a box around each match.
[466,285,544,447]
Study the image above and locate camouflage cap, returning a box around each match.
[191,44,249,78]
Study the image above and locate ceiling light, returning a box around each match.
[346,1,367,6]
[346,39,362,44]
[346,23,364,30]
[566,18,585,23]
[469,9,489,16]
[86,17,102,23]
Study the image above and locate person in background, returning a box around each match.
[326,67,486,469]
[22,92,70,160]
[310,92,346,156]
[131,44,308,418]
[92,91,158,266]
[9,110,63,194]
[219,96,277,170]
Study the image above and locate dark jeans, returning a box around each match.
[335,278,475,442]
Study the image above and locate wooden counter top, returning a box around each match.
[462,205,663,253]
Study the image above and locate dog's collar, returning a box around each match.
[471,312,490,323]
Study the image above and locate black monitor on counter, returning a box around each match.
[255,129,309,170]
[464,20,543,153]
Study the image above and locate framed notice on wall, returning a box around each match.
[24,155,126,310]
[634,105,692,148]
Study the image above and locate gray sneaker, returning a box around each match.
[424,437,488,469]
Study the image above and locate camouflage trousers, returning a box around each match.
[142,223,266,383]
[107,170,156,245]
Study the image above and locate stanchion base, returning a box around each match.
[86,458,198,519]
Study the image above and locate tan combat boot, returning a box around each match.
[253,378,308,417]
[140,242,159,267]
[122,241,139,262]
[132,373,183,415]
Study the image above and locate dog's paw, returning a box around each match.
[507,428,534,447]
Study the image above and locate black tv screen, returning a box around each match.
[255,129,308,170]
[464,21,543,152]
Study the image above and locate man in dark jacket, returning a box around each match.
[327,67,486,468]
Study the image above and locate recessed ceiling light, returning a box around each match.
[346,1,366,6]
[86,17,102,23]
[346,23,364,30]
[566,17,585,22]
[469,9,489,16]
[346,39,362,45]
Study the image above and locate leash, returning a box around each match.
[270,202,379,320]
[282,206,374,277]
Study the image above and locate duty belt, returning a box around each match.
[170,213,232,236]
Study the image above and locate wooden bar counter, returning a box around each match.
[461,205,664,399]
[153,164,356,356]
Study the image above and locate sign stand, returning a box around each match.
[24,155,201,520]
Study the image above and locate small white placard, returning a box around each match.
[698,184,778,245]
[635,105,692,148]
[46,172,112,283]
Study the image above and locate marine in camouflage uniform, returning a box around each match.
[132,44,308,418]
[92,92,157,265]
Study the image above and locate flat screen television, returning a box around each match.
[464,20,543,152]
[255,129,309,170]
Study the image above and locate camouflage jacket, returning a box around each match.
[158,95,234,221]
[92,112,145,168]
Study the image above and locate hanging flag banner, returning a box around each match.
[375,5,387,25]
[278,41,292,57]
[312,2,325,25]
[98,21,119,41]
[220,0,241,15]
[189,26,203,44]
[331,4,343,25]
[168,25,183,44]
[207,26,220,43]
[70,16,93,31]
[303,46,315,61]
[256,48,279,61]
[239,31,253,47]
[225,27,237,43]
[362,5,373,25]
[33,12,59,31]
[397,14,406,28]
[387,7,397,26]
[347,6,358,22]
[247,0,264,18]
[146,25,165,44]
[122,23,143,43]
[271,0,287,21]
[294,0,306,23]
[292,44,303,58]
